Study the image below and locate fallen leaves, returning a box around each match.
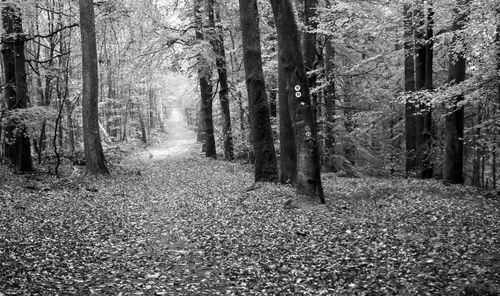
[1,135,499,295]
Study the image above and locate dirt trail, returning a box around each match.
[146,117,196,159]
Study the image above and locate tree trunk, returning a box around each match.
[414,0,426,176]
[270,0,324,203]
[472,105,482,187]
[239,0,279,182]
[138,106,147,144]
[303,0,319,121]
[79,0,109,175]
[1,3,33,172]
[323,37,336,172]
[404,3,416,175]
[211,0,234,161]
[494,7,500,190]
[65,100,75,157]
[444,0,469,184]
[421,0,434,179]
[195,1,216,158]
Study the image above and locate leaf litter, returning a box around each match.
[1,133,499,295]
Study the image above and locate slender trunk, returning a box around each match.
[323,38,336,172]
[270,0,324,202]
[79,0,109,174]
[195,1,216,158]
[404,3,416,175]
[472,106,482,186]
[444,0,469,184]
[494,7,500,190]
[414,0,426,176]
[138,106,147,143]
[303,0,319,121]
[65,100,75,157]
[211,1,234,160]
[421,0,434,179]
[239,0,278,182]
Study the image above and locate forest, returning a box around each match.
[0,0,499,295]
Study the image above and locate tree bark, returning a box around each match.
[195,1,216,158]
[211,0,234,160]
[270,0,324,202]
[1,2,33,172]
[421,0,434,179]
[323,37,336,172]
[494,7,500,190]
[79,0,109,175]
[444,0,469,184]
[414,1,426,176]
[404,3,416,175]
[239,0,279,182]
[303,0,319,121]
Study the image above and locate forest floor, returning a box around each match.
[1,120,500,296]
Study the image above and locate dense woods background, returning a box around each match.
[1,0,499,191]
[1,1,500,294]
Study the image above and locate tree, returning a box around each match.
[239,0,279,182]
[323,37,336,172]
[422,0,434,179]
[414,0,433,179]
[270,0,324,202]
[79,0,109,174]
[1,2,33,172]
[443,0,470,184]
[195,0,216,158]
[303,0,319,120]
[209,0,234,161]
[404,2,416,176]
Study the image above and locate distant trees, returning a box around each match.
[79,0,109,174]
[1,2,33,172]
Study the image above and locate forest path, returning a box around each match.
[146,116,196,159]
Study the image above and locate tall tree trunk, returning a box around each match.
[239,0,279,182]
[1,2,33,172]
[270,0,324,203]
[404,3,416,175]
[414,0,426,176]
[444,0,469,184]
[323,37,336,172]
[195,1,216,158]
[1,5,17,163]
[494,7,500,190]
[211,0,234,161]
[278,54,298,184]
[303,0,319,121]
[422,0,434,179]
[79,0,109,175]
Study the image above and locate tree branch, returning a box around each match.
[26,23,79,42]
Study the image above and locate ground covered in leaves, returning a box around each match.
[1,123,499,295]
